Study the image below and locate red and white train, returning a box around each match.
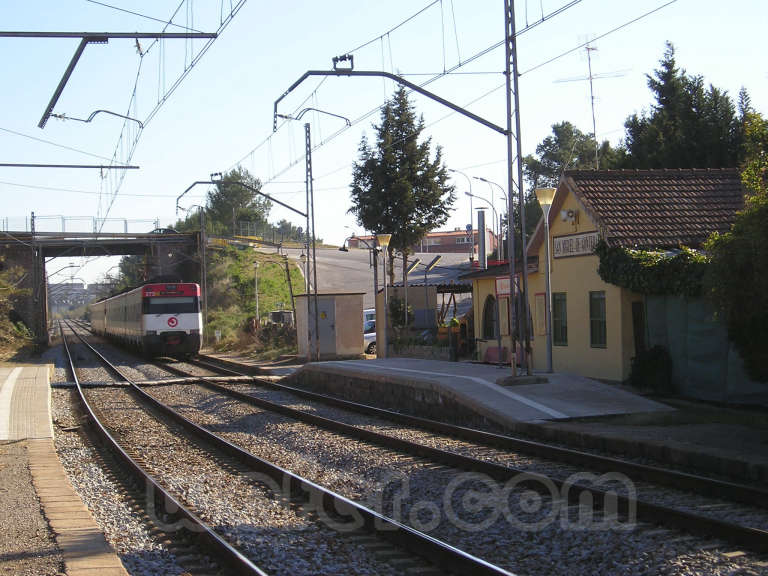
[90,282,202,357]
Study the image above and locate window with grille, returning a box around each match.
[482,295,497,340]
[590,291,607,348]
[552,292,567,346]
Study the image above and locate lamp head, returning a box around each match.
[376,233,392,249]
[534,187,556,207]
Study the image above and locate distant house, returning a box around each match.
[347,227,498,257]
[463,169,759,401]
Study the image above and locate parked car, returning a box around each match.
[363,319,376,354]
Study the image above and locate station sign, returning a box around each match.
[495,276,511,296]
[553,231,599,259]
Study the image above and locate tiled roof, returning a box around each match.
[564,168,744,249]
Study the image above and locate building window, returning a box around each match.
[552,292,567,346]
[590,291,607,348]
[482,295,497,340]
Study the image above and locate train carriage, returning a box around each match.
[90,282,202,357]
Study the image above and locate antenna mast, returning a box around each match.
[586,45,598,169]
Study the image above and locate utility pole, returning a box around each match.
[305,123,320,362]
[505,0,531,375]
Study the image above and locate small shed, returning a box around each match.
[295,292,365,360]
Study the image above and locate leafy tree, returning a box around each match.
[518,121,620,261]
[704,110,768,381]
[523,121,621,189]
[621,42,742,169]
[116,254,145,290]
[740,109,768,195]
[206,167,271,236]
[349,87,456,283]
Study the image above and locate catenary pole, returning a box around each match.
[506,0,531,374]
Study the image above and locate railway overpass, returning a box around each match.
[1,230,201,345]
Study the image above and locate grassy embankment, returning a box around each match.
[205,246,305,359]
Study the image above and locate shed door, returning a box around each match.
[316,298,336,356]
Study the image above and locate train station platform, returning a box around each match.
[288,358,673,424]
[0,364,128,576]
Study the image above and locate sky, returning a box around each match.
[1,0,766,283]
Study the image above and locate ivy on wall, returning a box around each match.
[594,239,708,298]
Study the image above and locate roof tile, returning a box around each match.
[565,168,744,249]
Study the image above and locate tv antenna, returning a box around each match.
[555,44,628,169]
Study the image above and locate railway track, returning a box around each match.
[153,354,768,554]
[61,320,511,576]
[63,321,768,573]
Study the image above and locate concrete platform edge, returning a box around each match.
[287,363,768,484]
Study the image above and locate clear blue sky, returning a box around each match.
[1,0,765,282]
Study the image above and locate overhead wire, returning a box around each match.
[254,0,677,194]
[521,0,679,76]
[0,126,130,165]
[232,0,584,185]
[98,0,247,232]
[84,0,204,32]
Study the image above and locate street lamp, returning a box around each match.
[468,193,499,262]
[340,236,380,317]
[376,233,392,358]
[535,187,556,373]
[474,176,508,259]
[448,168,474,262]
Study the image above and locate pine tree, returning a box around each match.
[622,42,742,169]
[349,87,455,283]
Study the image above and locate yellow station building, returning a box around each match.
[462,168,744,383]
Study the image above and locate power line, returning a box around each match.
[0,126,128,164]
[84,0,204,32]
[98,0,247,232]
[521,0,679,76]
[345,1,440,54]
[230,1,583,184]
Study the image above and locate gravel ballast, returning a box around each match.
[0,440,64,576]
[51,388,188,576]
[142,380,768,576]
[58,330,768,575]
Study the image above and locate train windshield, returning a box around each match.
[143,296,199,314]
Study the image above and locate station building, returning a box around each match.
[463,168,746,386]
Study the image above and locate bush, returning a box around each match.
[257,322,296,349]
[704,192,768,382]
[630,345,674,394]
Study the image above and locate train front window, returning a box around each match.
[143,296,199,314]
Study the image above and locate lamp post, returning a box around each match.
[535,187,556,373]
[376,233,392,358]
[474,176,507,260]
[448,168,474,262]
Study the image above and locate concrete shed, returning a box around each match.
[295,293,365,361]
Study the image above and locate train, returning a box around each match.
[90,282,202,357]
